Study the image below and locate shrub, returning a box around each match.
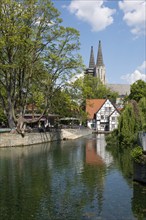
[131,146,143,163]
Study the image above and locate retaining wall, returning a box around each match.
[138,132,146,151]
[0,128,92,148]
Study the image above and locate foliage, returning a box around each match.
[69,74,118,113]
[128,80,146,102]
[138,97,146,130]
[131,146,143,163]
[143,124,146,132]
[0,105,7,126]
[50,89,78,117]
[79,74,118,101]
[106,80,146,153]
[0,0,83,128]
[117,101,142,147]
[105,129,119,148]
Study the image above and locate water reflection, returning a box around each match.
[85,135,107,217]
[132,182,146,219]
[106,139,133,184]
[86,134,113,166]
[96,134,113,166]
[0,135,145,219]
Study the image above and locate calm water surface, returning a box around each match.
[0,134,146,220]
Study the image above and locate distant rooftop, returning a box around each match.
[107,84,130,96]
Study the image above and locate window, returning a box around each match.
[101,115,104,120]
[112,117,115,121]
[105,107,112,111]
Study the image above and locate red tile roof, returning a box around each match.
[86,99,106,119]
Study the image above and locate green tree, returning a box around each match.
[118,101,142,147]
[73,74,118,101]
[138,97,146,131]
[106,80,146,149]
[128,80,146,102]
[0,0,83,130]
[69,74,118,113]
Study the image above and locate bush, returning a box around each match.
[131,146,143,163]
[143,123,146,132]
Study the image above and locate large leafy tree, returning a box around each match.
[70,74,118,109]
[0,0,83,130]
[138,97,146,131]
[106,80,146,148]
[118,101,143,147]
[128,80,146,102]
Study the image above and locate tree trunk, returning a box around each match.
[7,96,16,129]
[7,110,15,128]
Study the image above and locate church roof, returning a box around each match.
[89,46,95,68]
[107,84,130,96]
[96,40,104,67]
[86,99,106,119]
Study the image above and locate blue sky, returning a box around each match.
[53,0,146,84]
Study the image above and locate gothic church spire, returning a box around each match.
[89,46,95,68]
[96,40,104,67]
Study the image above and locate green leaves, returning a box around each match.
[0,0,84,127]
[129,80,146,102]
[131,146,144,164]
[72,74,118,103]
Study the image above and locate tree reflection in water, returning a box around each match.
[106,136,133,184]
[132,182,146,219]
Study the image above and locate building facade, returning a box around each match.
[86,99,120,132]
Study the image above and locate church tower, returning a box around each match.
[85,46,95,76]
[94,41,106,84]
[85,41,106,84]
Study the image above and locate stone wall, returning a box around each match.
[0,128,92,148]
[138,132,146,152]
[133,162,146,184]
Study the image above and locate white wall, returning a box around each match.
[109,111,120,131]
[96,100,115,131]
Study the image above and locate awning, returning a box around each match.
[59,117,80,121]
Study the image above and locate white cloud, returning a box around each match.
[121,61,146,84]
[66,0,116,32]
[138,61,146,71]
[69,72,84,83]
[119,0,146,36]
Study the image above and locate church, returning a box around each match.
[85,41,130,97]
[85,41,131,131]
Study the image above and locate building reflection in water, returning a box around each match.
[85,134,113,217]
[96,134,113,166]
[86,134,113,166]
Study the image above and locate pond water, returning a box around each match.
[0,134,146,220]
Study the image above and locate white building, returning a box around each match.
[86,99,120,132]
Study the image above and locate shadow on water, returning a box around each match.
[132,182,146,220]
[106,139,133,185]
[0,134,146,219]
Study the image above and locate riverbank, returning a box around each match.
[0,128,92,147]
